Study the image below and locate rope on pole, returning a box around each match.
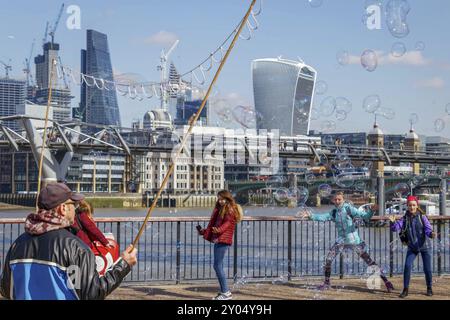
[129,0,258,251]
[35,58,56,210]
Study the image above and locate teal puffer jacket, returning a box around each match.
[310,203,373,245]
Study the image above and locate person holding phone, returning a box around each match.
[197,190,243,300]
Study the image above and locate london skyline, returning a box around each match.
[1,0,449,137]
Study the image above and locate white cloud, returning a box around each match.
[347,50,430,67]
[143,31,179,47]
[414,77,445,89]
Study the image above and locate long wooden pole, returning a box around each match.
[35,58,56,209]
[130,0,257,250]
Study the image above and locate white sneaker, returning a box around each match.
[212,291,232,300]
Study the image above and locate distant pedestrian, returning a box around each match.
[197,190,243,300]
[389,196,436,298]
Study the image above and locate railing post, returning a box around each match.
[116,222,121,252]
[437,219,442,276]
[339,252,344,279]
[377,176,385,217]
[288,220,292,281]
[233,224,238,281]
[438,178,446,276]
[389,224,394,277]
[176,221,181,284]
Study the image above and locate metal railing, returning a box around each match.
[0,216,449,283]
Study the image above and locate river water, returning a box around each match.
[0,205,336,219]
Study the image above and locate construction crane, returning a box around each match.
[23,39,35,86]
[42,21,49,47]
[48,3,65,45]
[0,60,12,78]
[157,39,179,110]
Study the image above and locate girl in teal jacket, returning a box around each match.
[301,191,394,292]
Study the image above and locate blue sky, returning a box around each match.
[1,0,450,137]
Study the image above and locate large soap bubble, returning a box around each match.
[361,50,378,72]
[363,95,381,113]
[320,96,336,116]
[391,42,406,57]
[315,80,328,95]
[434,119,445,132]
[385,0,411,38]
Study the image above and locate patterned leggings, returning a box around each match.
[323,242,389,284]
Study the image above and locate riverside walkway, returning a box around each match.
[108,276,450,300]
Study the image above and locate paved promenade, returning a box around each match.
[108,276,450,300]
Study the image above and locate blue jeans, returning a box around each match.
[403,248,432,289]
[213,243,230,293]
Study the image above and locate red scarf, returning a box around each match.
[25,208,72,235]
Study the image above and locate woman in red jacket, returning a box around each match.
[198,190,243,300]
[73,200,111,248]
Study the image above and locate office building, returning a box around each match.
[252,57,316,136]
[79,30,121,126]
[0,78,26,131]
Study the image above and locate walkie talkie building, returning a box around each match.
[252,58,316,136]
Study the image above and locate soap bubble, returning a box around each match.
[335,110,347,121]
[375,107,395,120]
[318,184,332,197]
[266,175,285,189]
[336,50,350,66]
[335,173,355,188]
[355,181,367,191]
[216,107,233,123]
[391,42,406,57]
[434,119,445,132]
[409,113,419,125]
[310,107,320,120]
[410,175,426,187]
[361,49,378,72]
[232,105,257,129]
[445,103,450,115]
[415,41,425,51]
[320,120,336,132]
[394,182,410,196]
[274,188,290,203]
[315,80,328,95]
[385,0,411,38]
[320,96,336,116]
[335,97,352,113]
[308,0,323,8]
[363,95,381,113]
[305,173,316,185]
[289,187,309,206]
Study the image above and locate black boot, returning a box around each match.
[399,288,408,298]
[426,287,433,296]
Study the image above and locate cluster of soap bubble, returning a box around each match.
[362,94,396,120]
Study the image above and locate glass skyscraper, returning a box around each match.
[0,78,26,131]
[252,58,316,136]
[79,30,121,126]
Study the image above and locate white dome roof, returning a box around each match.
[369,123,383,135]
[406,129,419,140]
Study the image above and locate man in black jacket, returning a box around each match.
[0,183,137,300]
